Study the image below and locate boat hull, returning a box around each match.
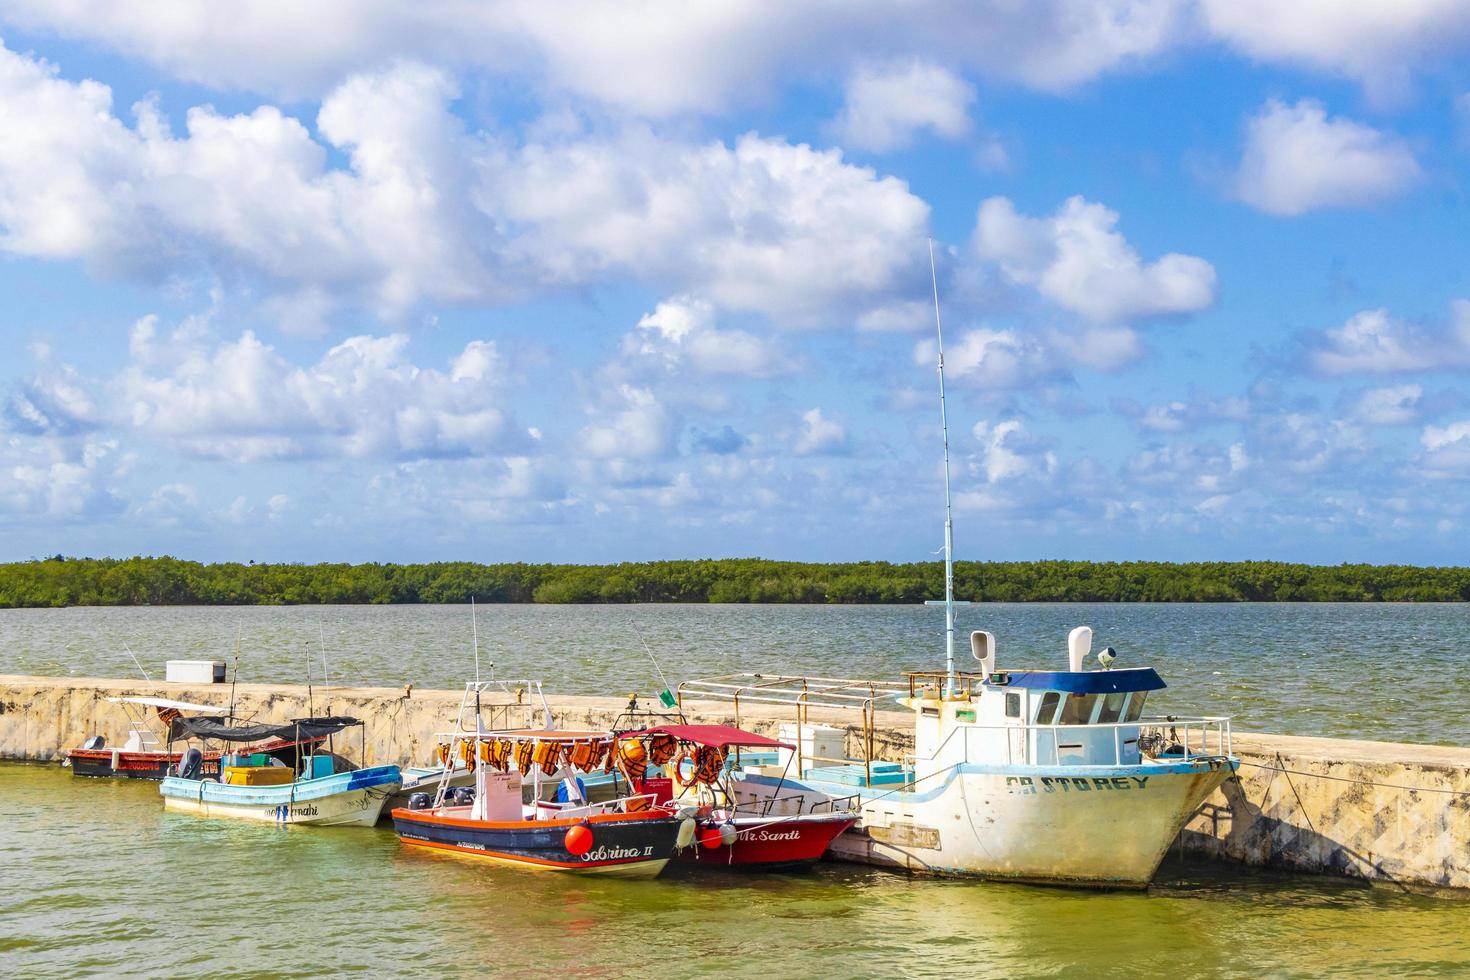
[731,757,1237,888]
[66,737,324,781]
[392,806,682,877]
[160,766,402,827]
[679,813,856,871]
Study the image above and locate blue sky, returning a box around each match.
[1,2,1468,565]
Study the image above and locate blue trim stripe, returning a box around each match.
[1002,668,1165,694]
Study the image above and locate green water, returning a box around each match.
[4,601,1470,744]
[4,764,1468,978]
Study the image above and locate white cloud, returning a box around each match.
[0,434,123,520]
[1232,99,1421,216]
[0,2,1187,111]
[0,42,930,329]
[1350,385,1423,425]
[973,195,1216,322]
[629,296,787,377]
[119,329,515,462]
[916,328,1061,390]
[493,130,929,325]
[1201,0,1470,103]
[1420,420,1470,477]
[830,62,974,152]
[971,419,1057,484]
[793,408,847,455]
[579,385,674,459]
[1306,301,1470,375]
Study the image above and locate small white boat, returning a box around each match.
[159,715,401,827]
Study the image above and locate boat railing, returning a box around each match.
[678,673,908,783]
[452,679,550,735]
[729,790,861,819]
[914,714,1233,769]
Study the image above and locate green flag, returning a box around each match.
[658,688,677,709]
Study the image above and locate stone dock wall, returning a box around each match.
[3,674,1467,893]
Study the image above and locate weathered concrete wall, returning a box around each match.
[1179,732,1470,893]
[0,674,906,770]
[3,674,1468,892]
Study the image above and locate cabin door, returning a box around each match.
[1004,691,1028,765]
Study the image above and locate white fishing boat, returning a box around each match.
[159,715,401,827]
[686,243,1238,887]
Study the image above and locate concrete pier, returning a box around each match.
[3,673,1467,893]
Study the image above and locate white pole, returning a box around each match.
[929,239,956,696]
[471,596,481,686]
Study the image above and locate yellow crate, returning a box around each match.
[223,765,295,786]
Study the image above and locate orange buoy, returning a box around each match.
[564,824,594,856]
[698,826,725,849]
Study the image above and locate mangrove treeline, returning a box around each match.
[1,556,1468,607]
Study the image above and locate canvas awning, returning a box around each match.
[168,715,360,743]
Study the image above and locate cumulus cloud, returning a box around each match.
[628,297,788,377]
[579,385,675,460]
[1201,0,1470,103]
[1421,420,1470,477]
[0,434,123,520]
[830,62,974,152]
[973,195,1216,322]
[1113,393,1251,432]
[1305,301,1470,375]
[117,327,517,462]
[492,130,929,324]
[0,2,1187,110]
[0,42,930,328]
[793,408,848,455]
[1349,385,1422,425]
[1232,99,1421,216]
[915,328,1062,390]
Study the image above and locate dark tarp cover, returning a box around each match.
[168,715,362,743]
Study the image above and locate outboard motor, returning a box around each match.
[452,786,475,806]
[408,792,431,810]
[81,735,105,750]
[177,747,204,780]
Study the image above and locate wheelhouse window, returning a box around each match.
[1097,692,1126,725]
[1123,692,1148,722]
[1059,693,1099,725]
[1034,692,1060,725]
[1005,693,1021,718]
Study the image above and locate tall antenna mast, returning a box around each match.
[471,596,481,685]
[929,238,957,695]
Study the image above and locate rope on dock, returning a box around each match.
[1239,759,1470,799]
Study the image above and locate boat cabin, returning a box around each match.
[905,625,1168,778]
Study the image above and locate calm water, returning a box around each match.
[2,602,1468,743]
[4,763,1468,978]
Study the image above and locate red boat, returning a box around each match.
[615,724,856,871]
[64,695,324,780]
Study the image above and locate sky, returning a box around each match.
[0,1,1468,566]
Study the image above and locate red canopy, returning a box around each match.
[621,724,793,750]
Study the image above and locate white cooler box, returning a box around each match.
[165,660,226,684]
[776,723,847,773]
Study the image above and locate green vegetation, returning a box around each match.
[1,556,1468,607]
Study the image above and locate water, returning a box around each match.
[4,763,1468,978]
[6,606,1470,976]
[2,602,1468,744]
